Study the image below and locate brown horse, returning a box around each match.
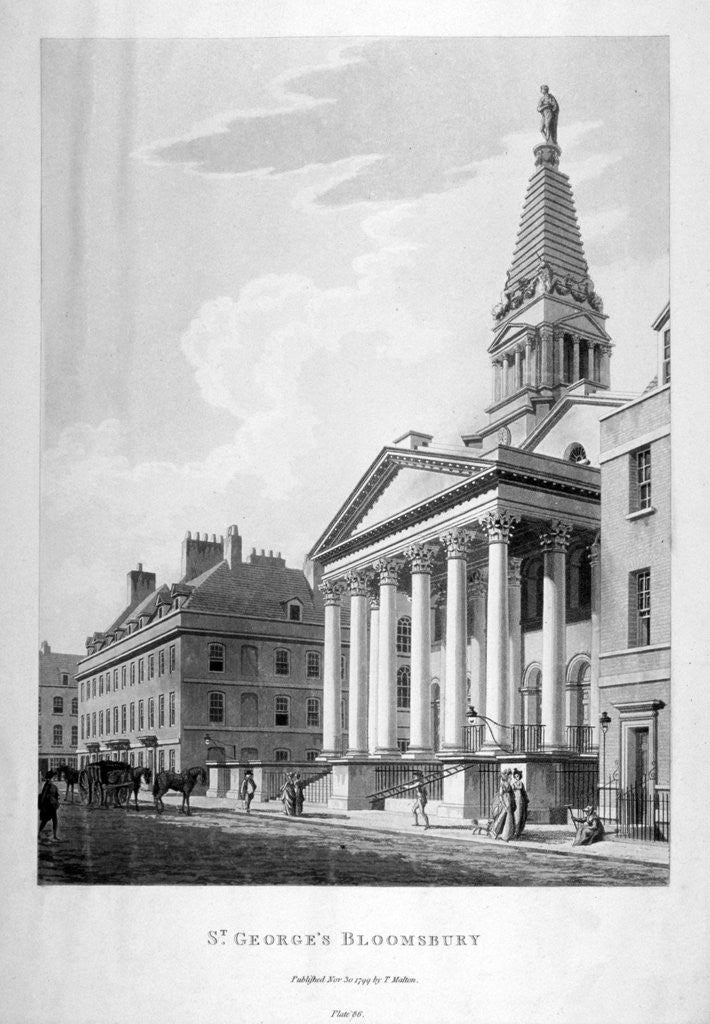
[104,766,152,810]
[55,764,81,803]
[152,766,207,815]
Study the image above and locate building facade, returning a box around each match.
[38,640,81,775]
[76,526,346,773]
[598,306,670,794]
[309,94,669,823]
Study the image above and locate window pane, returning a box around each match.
[307,697,320,727]
[209,692,225,724]
[275,695,289,726]
[275,650,290,676]
[396,665,411,710]
[306,651,321,678]
[209,643,225,672]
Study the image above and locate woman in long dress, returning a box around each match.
[280,773,297,816]
[490,768,516,842]
[512,768,529,838]
[571,805,605,846]
[293,772,305,816]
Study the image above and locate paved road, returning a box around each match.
[38,802,668,886]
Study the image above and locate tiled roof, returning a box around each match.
[184,560,325,622]
[106,584,170,634]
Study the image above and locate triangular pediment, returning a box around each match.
[310,446,489,557]
[555,310,610,340]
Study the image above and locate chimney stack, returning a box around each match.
[223,524,243,570]
[40,640,51,656]
[126,564,156,610]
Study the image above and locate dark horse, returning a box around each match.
[79,760,131,806]
[153,766,207,815]
[55,764,81,803]
[104,766,152,810]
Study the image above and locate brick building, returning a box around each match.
[38,640,81,776]
[76,526,347,773]
[598,305,670,793]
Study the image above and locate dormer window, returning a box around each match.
[565,442,588,465]
[287,599,303,622]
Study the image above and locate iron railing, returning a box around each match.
[616,783,670,843]
[374,762,444,801]
[566,725,596,753]
[261,765,332,804]
[462,724,486,752]
[512,724,545,752]
[555,761,599,811]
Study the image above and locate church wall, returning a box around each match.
[528,402,607,465]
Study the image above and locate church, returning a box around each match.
[308,89,670,825]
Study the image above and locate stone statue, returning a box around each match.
[538,85,559,145]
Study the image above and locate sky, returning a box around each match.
[40,36,669,652]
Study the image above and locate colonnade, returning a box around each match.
[319,511,600,760]
[492,329,611,403]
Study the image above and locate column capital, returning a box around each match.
[440,527,474,560]
[588,534,601,567]
[507,556,523,586]
[478,509,519,544]
[467,568,487,598]
[373,558,401,586]
[539,520,572,553]
[319,579,346,606]
[404,542,438,574]
[539,324,554,343]
[345,569,373,597]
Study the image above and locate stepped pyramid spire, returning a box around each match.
[463,88,615,452]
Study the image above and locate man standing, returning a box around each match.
[239,769,257,813]
[411,770,430,831]
[38,770,61,842]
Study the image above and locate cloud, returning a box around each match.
[138,39,514,207]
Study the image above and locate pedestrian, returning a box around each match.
[293,772,305,816]
[280,772,297,816]
[38,770,61,842]
[571,805,605,846]
[239,770,257,813]
[511,767,529,838]
[490,768,516,842]
[411,771,430,830]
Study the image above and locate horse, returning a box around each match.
[55,764,81,803]
[152,766,207,815]
[103,766,152,811]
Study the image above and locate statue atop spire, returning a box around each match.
[537,85,559,146]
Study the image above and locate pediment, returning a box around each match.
[555,311,609,340]
[310,447,489,557]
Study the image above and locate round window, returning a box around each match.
[567,443,588,464]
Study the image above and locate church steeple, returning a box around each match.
[481,87,613,442]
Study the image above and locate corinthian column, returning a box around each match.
[404,543,437,757]
[346,570,371,757]
[508,557,523,726]
[479,510,519,736]
[440,528,472,753]
[373,558,401,757]
[540,521,572,749]
[539,326,553,387]
[589,537,601,744]
[572,335,581,382]
[319,580,345,758]
[367,590,380,755]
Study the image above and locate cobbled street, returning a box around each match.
[38,800,668,886]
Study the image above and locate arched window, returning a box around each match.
[71,697,78,715]
[209,643,225,672]
[274,749,290,762]
[396,616,412,654]
[241,693,258,728]
[522,556,544,622]
[396,665,411,710]
[565,442,588,464]
[275,649,290,676]
[208,691,225,724]
[306,651,321,678]
[53,696,63,714]
[307,697,320,727]
[274,695,290,727]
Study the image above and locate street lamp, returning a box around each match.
[599,711,611,815]
[466,706,514,753]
